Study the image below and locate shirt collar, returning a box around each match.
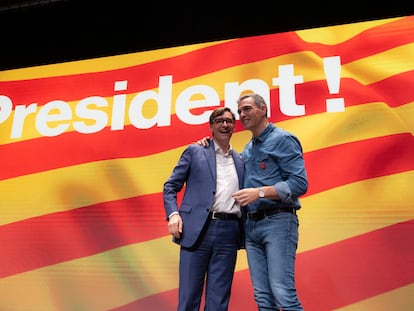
[213,139,233,155]
[253,123,274,144]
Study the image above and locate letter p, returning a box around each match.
[0,95,13,124]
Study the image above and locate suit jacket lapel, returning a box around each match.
[205,141,216,182]
[232,153,244,189]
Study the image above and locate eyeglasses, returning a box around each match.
[213,118,235,125]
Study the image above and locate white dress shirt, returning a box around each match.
[211,141,240,217]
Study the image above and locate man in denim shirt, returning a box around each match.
[232,93,308,310]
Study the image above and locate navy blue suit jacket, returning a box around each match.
[163,140,245,249]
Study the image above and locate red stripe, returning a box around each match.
[2,130,413,199]
[319,16,414,63]
[1,31,304,104]
[113,220,414,310]
[2,68,414,181]
[0,117,211,180]
[0,193,167,278]
[304,133,414,196]
[290,70,414,117]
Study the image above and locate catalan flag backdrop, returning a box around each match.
[0,15,413,311]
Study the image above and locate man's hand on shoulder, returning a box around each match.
[194,136,210,147]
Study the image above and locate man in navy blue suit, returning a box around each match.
[163,107,245,311]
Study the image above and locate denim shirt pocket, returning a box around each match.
[256,153,279,179]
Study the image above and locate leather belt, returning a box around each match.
[210,212,240,220]
[247,207,296,221]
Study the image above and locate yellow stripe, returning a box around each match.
[1,102,412,225]
[0,40,229,81]
[343,42,414,85]
[0,145,184,225]
[0,172,412,310]
[0,236,180,310]
[282,102,414,153]
[169,42,414,100]
[395,101,414,134]
[335,283,414,310]
[296,16,402,44]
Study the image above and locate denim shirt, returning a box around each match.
[241,123,308,213]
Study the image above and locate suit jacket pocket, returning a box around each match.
[179,203,192,213]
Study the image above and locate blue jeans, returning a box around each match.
[245,212,303,311]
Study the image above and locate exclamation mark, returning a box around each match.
[323,56,345,112]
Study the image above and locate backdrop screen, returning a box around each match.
[0,15,413,311]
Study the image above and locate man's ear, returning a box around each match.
[262,105,267,116]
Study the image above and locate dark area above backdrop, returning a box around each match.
[1,0,413,70]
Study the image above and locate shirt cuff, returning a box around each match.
[168,211,179,219]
